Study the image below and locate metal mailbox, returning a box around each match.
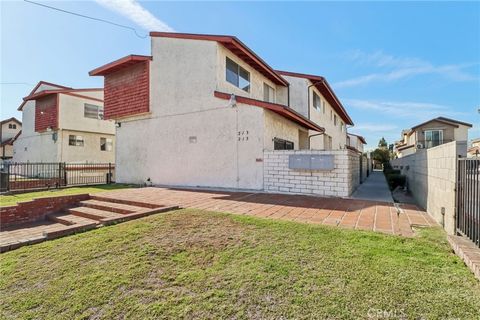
[288,154,335,171]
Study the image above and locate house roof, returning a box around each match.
[17,81,73,111]
[89,55,152,76]
[149,32,289,86]
[1,130,22,146]
[348,133,367,144]
[275,70,354,126]
[397,144,415,151]
[0,117,21,126]
[21,89,103,105]
[214,91,324,132]
[468,145,480,155]
[411,117,473,130]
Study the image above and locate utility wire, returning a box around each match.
[23,0,148,39]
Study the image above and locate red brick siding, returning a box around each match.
[35,95,58,132]
[0,194,90,228]
[104,61,149,119]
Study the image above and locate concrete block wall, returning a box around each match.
[390,141,467,234]
[264,150,361,197]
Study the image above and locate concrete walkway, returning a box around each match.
[351,170,393,203]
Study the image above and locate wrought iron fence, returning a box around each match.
[0,162,115,193]
[456,158,480,248]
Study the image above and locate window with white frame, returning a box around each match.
[100,137,113,151]
[226,57,250,92]
[84,103,104,120]
[313,92,321,111]
[424,130,443,148]
[69,135,84,147]
[263,83,275,103]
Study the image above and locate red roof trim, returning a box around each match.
[214,91,324,132]
[23,90,103,103]
[345,145,361,153]
[348,133,367,144]
[276,70,354,126]
[397,144,415,151]
[17,81,73,111]
[89,55,152,76]
[150,32,289,86]
[0,130,22,146]
[411,117,472,130]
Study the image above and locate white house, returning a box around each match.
[347,133,367,153]
[13,81,115,163]
[0,117,22,160]
[90,32,355,191]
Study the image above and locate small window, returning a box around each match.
[226,57,250,92]
[263,83,275,103]
[8,123,16,129]
[84,103,104,120]
[69,135,84,146]
[334,115,338,126]
[322,101,326,114]
[313,92,321,111]
[100,137,113,151]
[330,110,333,120]
[340,121,344,132]
[273,138,294,150]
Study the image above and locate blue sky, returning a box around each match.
[1,1,479,149]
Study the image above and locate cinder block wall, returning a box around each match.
[391,141,467,234]
[264,150,361,197]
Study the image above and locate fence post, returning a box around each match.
[108,163,112,184]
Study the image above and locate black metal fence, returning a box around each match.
[456,158,480,248]
[0,162,115,193]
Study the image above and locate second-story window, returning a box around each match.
[226,57,250,92]
[340,121,344,132]
[322,100,326,114]
[334,115,338,126]
[8,123,16,129]
[100,137,113,151]
[263,83,275,103]
[84,103,104,120]
[69,135,84,147]
[313,92,321,111]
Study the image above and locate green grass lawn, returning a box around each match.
[0,184,134,207]
[1,209,479,319]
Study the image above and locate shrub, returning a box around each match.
[386,173,406,190]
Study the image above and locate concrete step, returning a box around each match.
[68,206,123,221]
[48,212,99,226]
[90,195,160,209]
[79,199,146,214]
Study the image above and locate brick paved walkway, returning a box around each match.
[100,187,438,237]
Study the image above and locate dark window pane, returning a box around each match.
[226,58,239,86]
[239,67,250,92]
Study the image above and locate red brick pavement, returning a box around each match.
[99,187,438,237]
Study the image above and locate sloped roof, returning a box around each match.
[276,70,354,125]
[0,117,21,126]
[411,117,472,130]
[89,55,152,76]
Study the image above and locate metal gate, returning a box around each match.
[456,158,480,248]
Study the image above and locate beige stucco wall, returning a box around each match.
[2,144,14,159]
[390,141,467,234]
[1,120,21,142]
[58,93,114,135]
[281,74,347,150]
[264,110,307,150]
[13,130,59,162]
[58,130,115,163]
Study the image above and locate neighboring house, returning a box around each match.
[347,133,366,153]
[275,71,354,150]
[0,117,22,160]
[89,32,356,189]
[394,117,472,158]
[467,137,480,157]
[13,81,115,163]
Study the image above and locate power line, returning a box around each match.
[23,0,148,39]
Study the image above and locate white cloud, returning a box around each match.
[350,123,398,133]
[96,0,174,32]
[344,98,469,121]
[335,50,477,88]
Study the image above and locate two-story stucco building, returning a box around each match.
[13,81,115,163]
[394,117,472,158]
[0,117,22,160]
[275,71,353,150]
[347,133,366,153]
[89,32,355,191]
